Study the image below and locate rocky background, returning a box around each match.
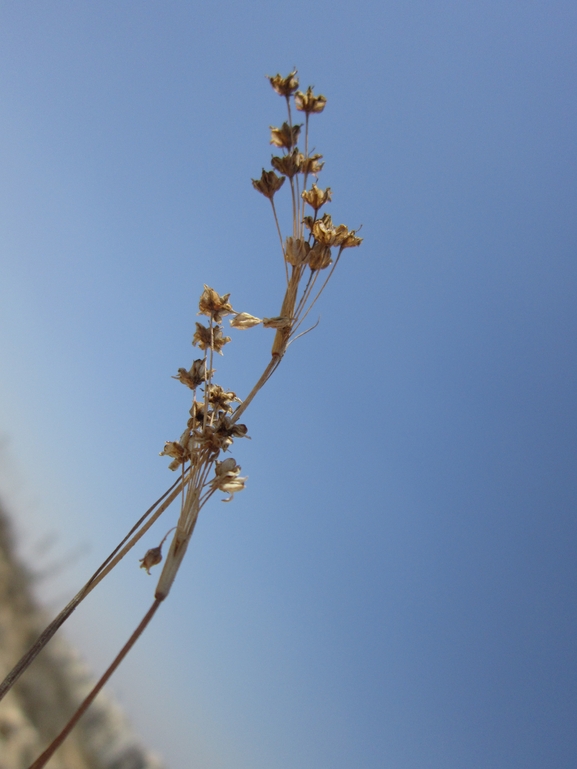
[0,500,166,769]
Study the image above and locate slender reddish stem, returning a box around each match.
[28,598,163,769]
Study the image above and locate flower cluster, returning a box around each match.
[251,70,362,358]
[7,71,363,768]
[160,286,250,512]
[154,71,362,573]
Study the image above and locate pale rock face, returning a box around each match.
[0,502,166,769]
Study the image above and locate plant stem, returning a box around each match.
[28,598,163,769]
[0,477,183,703]
[231,356,281,423]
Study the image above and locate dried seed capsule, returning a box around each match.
[270,122,301,149]
[285,237,310,266]
[267,70,299,97]
[198,285,234,322]
[271,149,304,178]
[295,86,327,114]
[230,312,262,329]
[308,243,332,271]
[251,169,286,199]
[301,184,332,211]
[139,546,163,575]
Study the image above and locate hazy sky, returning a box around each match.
[1,2,576,768]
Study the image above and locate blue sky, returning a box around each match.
[1,2,576,768]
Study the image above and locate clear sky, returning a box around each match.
[1,2,576,768]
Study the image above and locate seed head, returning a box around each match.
[295,86,327,114]
[251,169,286,199]
[271,148,304,178]
[172,359,206,389]
[301,184,332,211]
[215,415,249,442]
[159,441,187,461]
[267,70,299,97]
[208,384,241,414]
[200,416,249,452]
[193,322,231,354]
[311,213,334,245]
[139,546,163,575]
[340,230,363,249]
[211,457,247,502]
[159,440,189,471]
[198,285,234,322]
[308,243,332,271]
[300,154,324,176]
[270,122,301,149]
[188,401,205,426]
[285,237,311,266]
[330,225,351,247]
[312,213,352,248]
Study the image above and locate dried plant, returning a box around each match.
[1,70,362,768]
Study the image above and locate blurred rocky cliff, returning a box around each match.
[0,500,165,769]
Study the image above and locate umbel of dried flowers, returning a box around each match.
[152,71,363,588]
[10,71,362,769]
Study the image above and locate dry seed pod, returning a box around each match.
[295,86,327,114]
[172,359,206,389]
[139,526,176,574]
[230,312,262,329]
[159,441,186,461]
[312,214,352,248]
[340,230,363,249]
[267,70,299,97]
[271,149,304,178]
[301,154,324,175]
[270,122,301,149]
[208,384,241,413]
[211,457,248,502]
[192,322,231,354]
[139,546,163,575]
[198,285,234,322]
[308,243,332,271]
[251,169,286,199]
[302,184,332,211]
[285,237,311,266]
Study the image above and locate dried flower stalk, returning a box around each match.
[9,70,362,768]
